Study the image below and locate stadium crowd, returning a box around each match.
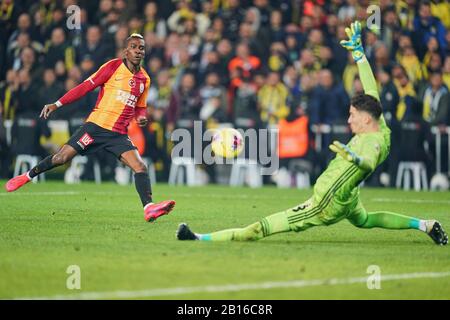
[0,0,449,187]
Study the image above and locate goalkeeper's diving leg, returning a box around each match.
[347,200,448,245]
[177,198,330,241]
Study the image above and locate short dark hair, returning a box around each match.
[351,93,382,120]
[125,33,144,46]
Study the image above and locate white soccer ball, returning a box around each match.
[211,128,244,158]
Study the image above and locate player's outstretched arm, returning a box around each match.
[329,140,377,171]
[40,60,120,119]
[340,21,380,102]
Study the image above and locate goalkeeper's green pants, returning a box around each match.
[207,197,421,241]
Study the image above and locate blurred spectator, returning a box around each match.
[257,71,290,126]
[219,0,246,41]
[199,72,227,126]
[282,65,301,103]
[38,69,64,117]
[143,2,167,41]
[0,69,19,120]
[267,9,285,43]
[412,0,447,60]
[96,0,113,27]
[7,13,41,49]
[374,43,395,75]
[7,32,40,70]
[380,7,401,57]
[267,41,288,73]
[113,25,129,53]
[418,71,450,125]
[285,34,300,65]
[114,0,136,22]
[15,68,40,116]
[44,27,75,72]
[396,0,416,31]
[364,27,382,65]
[392,65,420,121]
[298,73,317,120]
[398,45,425,84]
[13,45,42,83]
[143,30,164,62]
[304,29,332,70]
[232,74,259,130]
[338,0,356,23]
[296,49,320,77]
[397,99,432,176]
[29,0,58,30]
[167,72,202,132]
[237,22,264,59]
[77,25,111,68]
[244,6,261,35]
[167,0,210,37]
[377,69,400,125]
[309,69,349,125]
[228,42,261,89]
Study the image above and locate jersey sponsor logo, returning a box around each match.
[77,133,94,150]
[116,89,138,107]
[128,78,136,88]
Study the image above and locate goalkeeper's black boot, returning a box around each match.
[177,223,198,240]
[426,220,448,245]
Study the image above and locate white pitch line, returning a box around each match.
[372,198,450,205]
[13,271,450,300]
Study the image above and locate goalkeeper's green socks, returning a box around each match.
[360,211,427,231]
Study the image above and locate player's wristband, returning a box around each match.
[55,100,63,108]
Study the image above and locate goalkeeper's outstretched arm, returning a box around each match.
[357,57,380,102]
[339,21,380,102]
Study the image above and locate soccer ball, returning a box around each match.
[211,128,244,158]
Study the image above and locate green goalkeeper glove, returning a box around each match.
[340,21,365,62]
[329,141,363,166]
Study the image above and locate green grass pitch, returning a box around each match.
[1,181,449,299]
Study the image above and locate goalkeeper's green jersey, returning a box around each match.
[313,58,391,205]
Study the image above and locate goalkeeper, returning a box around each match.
[177,21,448,245]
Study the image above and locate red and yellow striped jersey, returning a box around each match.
[58,58,150,134]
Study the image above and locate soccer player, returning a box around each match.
[176,22,448,245]
[5,33,175,222]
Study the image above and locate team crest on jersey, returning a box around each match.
[128,78,136,88]
[139,82,144,94]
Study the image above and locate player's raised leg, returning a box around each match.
[5,145,78,192]
[347,202,448,245]
[119,149,175,222]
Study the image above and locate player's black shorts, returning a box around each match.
[67,122,136,158]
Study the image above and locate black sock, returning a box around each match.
[28,155,57,178]
[134,172,153,207]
